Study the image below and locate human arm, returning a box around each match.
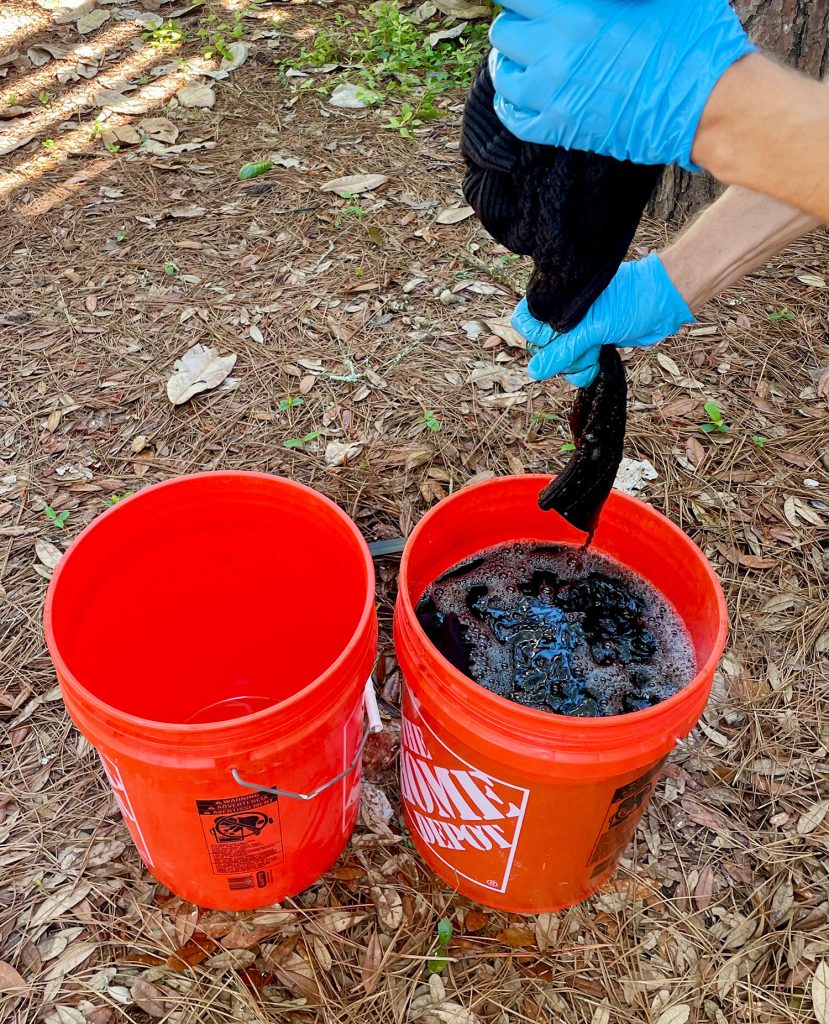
[521,186,821,385]
[489,0,829,221]
[691,56,829,222]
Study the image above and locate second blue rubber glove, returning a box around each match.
[489,0,755,170]
[515,254,695,388]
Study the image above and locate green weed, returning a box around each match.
[428,918,453,974]
[279,396,304,410]
[107,492,132,506]
[141,18,187,48]
[767,307,795,321]
[43,506,69,529]
[700,400,728,434]
[283,431,320,449]
[418,410,441,433]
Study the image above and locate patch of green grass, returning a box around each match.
[284,3,489,130]
[196,8,245,61]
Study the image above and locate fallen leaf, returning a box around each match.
[464,910,489,933]
[434,0,489,16]
[496,925,535,947]
[796,272,825,288]
[76,9,110,33]
[428,22,467,46]
[685,436,706,468]
[166,344,237,405]
[655,1007,690,1024]
[136,117,179,143]
[361,929,383,995]
[0,961,28,995]
[321,173,388,196]
[176,82,216,109]
[130,978,168,1018]
[656,352,681,378]
[35,539,63,571]
[325,441,363,467]
[43,1008,85,1024]
[694,865,715,910]
[239,161,273,181]
[41,941,96,982]
[534,913,557,951]
[359,781,394,835]
[0,134,35,156]
[329,83,377,108]
[219,41,248,72]
[94,89,153,115]
[273,952,319,1001]
[168,204,205,219]
[797,800,829,835]
[436,206,474,225]
[370,886,403,932]
[813,960,829,1024]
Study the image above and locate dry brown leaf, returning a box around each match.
[655,1007,690,1024]
[496,925,535,947]
[176,82,216,109]
[796,272,825,288]
[41,941,95,982]
[685,436,706,468]
[812,960,829,1024]
[694,865,714,911]
[76,9,110,33]
[130,978,169,1018]
[325,441,364,467]
[30,883,92,927]
[137,117,178,143]
[313,909,367,935]
[796,800,829,835]
[274,952,319,1001]
[361,929,383,995]
[464,909,489,933]
[656,352,681,379]
[320,174,388,196]
[166,345,237,405]
[0,134,35,156]
[370,886,403,932]
[435,206,474,225]
[0,961,28,995]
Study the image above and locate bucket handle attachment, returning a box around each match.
[230,679,383,802]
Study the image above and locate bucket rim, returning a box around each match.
[397,473,728,738]
[43,470,376,735]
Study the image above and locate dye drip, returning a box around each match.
[416,542,695,718]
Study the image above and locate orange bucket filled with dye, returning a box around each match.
[44,472,378,910]
[394,475,727,914]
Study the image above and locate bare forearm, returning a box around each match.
[691,54,829,222]
[660,186,820,312]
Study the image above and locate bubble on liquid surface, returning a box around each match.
[415,542,696,718]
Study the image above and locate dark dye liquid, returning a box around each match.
[415,542,695,718]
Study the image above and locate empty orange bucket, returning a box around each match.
[44,472,378,910]
[394,475,727,914]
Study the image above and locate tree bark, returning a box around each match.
[647,0,829,224]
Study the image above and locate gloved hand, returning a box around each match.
[489,0,755,170]
[515,254,695,387]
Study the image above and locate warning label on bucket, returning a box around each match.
[196,791,284,879]
[586,757,666,879]
[400,703,529,894]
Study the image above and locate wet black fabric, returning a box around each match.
[461,59,663,332]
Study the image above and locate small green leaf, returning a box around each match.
[279,396,304,410]
[699,423,715,433]
[703,401,722,422]
[238,161,274,181]
[437,918,453,944]
[560,442,576,452]
[752,435,768,447]
[163,261,179,277]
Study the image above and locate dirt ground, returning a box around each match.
[2,3,829,1023]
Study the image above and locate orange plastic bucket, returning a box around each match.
[44,472,378,910]
[394,475,727,914]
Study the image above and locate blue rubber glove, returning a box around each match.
[489,0,755,170]
[515,254,695,387]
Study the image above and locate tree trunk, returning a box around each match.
[647,0,829,224]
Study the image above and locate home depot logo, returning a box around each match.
[400,703,529,893]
